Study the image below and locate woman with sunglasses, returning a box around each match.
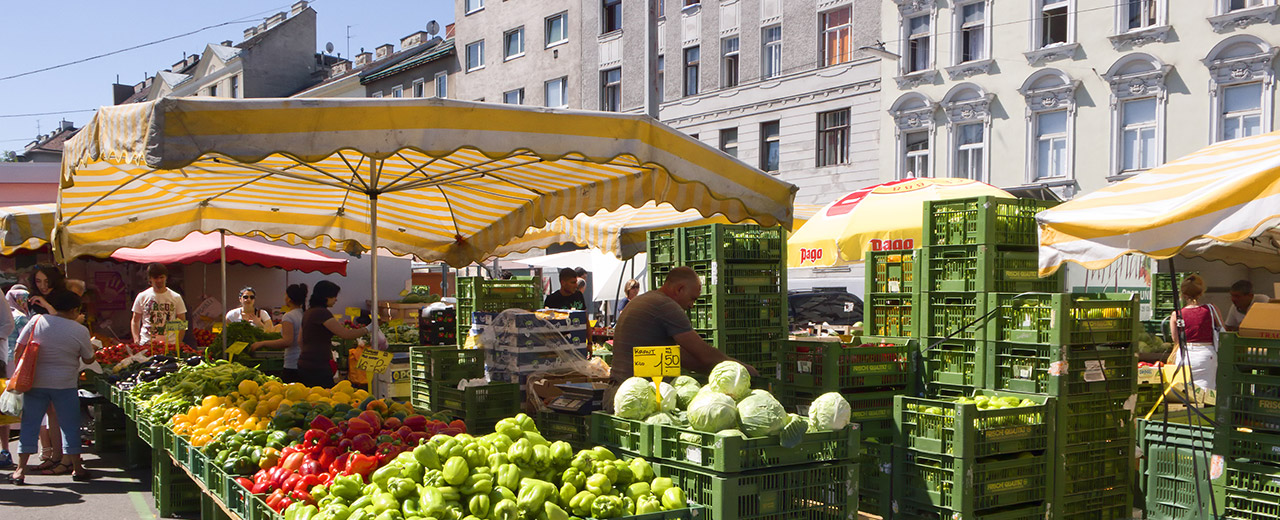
[225,287,273,331]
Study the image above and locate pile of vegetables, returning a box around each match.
[905,394,1045,449]
[400,286,441,305]
[380,322,420,345]
[1136,328,1172,354]
[613,361,854,447]
[209,321,284,360]
[131,360,271,425]
[283,413,693,520]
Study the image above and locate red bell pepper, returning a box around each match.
[300,458,320,476]
[237,477,254,490]
[281,451,308,472]
[318,472,333,484]
[274,497,292,513]
[298,474,322,493]
[290,489,313,504]
[317,446,340,469]
[310,414,336,431]
[345,418,373,438]
[332,452,352,474]
[270,467,291,489]
[265,489,285,511]
[282,473,303,493]
[345,453,378,481]
[304,428,328,448]
[402,414,428,432]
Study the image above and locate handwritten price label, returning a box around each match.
[225,341,250,358]
[633,345,681,378]
[345,307,362,318]
[356,349,393,374]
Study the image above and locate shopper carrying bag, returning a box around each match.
[5,315,42,393]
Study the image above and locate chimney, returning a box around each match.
[375,44,395,60]
[330,62,350,77]
[290,1,309,15]
[244,26,258,39]
[354,52,372,67]
[186,55,198,67]
[266,11,286,28]
[221,40,233,47]
[173,59,187,70]
[60,120,74,131]
[401,31,428,50]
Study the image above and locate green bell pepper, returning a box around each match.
[621,497,635,516]
[389,478,417,500]
[349,495,374,512]
[422,469,443,487]
[514,413,537,433]
[543,503,569,520]
[591,446,616,461]
[463,446,485,470]
[373,510,403,520]
[636,494,662,515]
[523,431,549,447]
[629,459,654,483]
[568,491,597,517]
[661,487,686,510]
[394,452,425,483]
[531,444,550,470]
[346,509,372,520]
[516,478,556,514]
[443,456,469,486]
[372,492,400,514]
[317,503,353,520]
[590,495,624,518]
[561,468,586,491]
[569,454,591,472]
[492,499,519,520]
[400,498,421,518]
[548,441,573,467]
[487,452,509,468]
[372,465,403,491]
[495,418,524,441]
[467,494,490,518]
[419,486,445,517]
[625,482,650,502]
[558,482,577,506]
[496,463,521,491]
[612,462,634,486]
[460,473,493,495]
[331,475,364,501]
[649,477,673,497]
[413,443,441,471]
[438,486,462,503]
[585,474,612,496]
[507,438,533,466]
[490,485,516,505]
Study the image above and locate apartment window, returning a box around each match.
[904,131,930,177]
[465,0,484,14]
[953,123,984,180]
[1126,0,1159,30]
[1228,0,1267,11]
[817,109,850,167]
[504,28,525,60]
[391,85,403,98]
[721,37,740,88]
[411,78,425,97]
[1036,111,1069,179]
[957,3,986,63]
[546,13,569,47]
[208,84,218,97]
[545,77,568,108]
[1222,83,1264,141]
[1119,98,1157,171]
[434,72,448,98]
[601,68,622,111]
[371,91,383,98]
[657,56,665,103]
[465,41,485,72]
[503,88,524,105]
[719,128,739,158]
[1039,0,1069,47]
[762,26,782,79]
[760,121,780,172]
[906,15,930,73]
[822,7,853,66]
[683,47,700,96]
[602,0,623,33]
[229,75,239,98]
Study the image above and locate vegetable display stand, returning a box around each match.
[534,410,590,449]
[653,461,858,520]
[91,401,127,450]
[985,292,1139,347]
[124,416,151,469]
[775,384,902,439]
[201,492,233,520]
[454,275,541,339]
[776,337,915,393]
[647,421,860,473]
[920,244,1061,293]
[922,196,1056,248]
[1140,419,1224,520]
[408,345,482,384]
[428,381,521,433]
[153,454,202,516]
[589,412,652,455]
[895,448,1049,515]
[894,392,1054,458]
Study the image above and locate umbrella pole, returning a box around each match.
[221,230,228,355]
[370,195,380,343]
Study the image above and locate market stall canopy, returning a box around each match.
[0,202,55,255]
[1037,130,1280,276]
[55,97,798,267]
[493,202,823,260]
[787,178,1010,268]
[110,231,348,275]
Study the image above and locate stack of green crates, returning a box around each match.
[646,224,787,373]
[407,345,519,432]
[454,276,541,341]
[1215,333,1280,519]
[1150,272,1198,324]
[1137,417,1224,520]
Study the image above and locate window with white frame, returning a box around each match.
[602,0,623,34]
[657,56,665,103]
[760,121,780,172]
[371,91,383,98]
[1222,83,1264,141]
[412,78,425,97]
[904,131,930,177]
[941,84,991,181]
[1037,0,1070,48]
[503,88,524,105]
[465,41,485,72]
[683,47,700,96]
[391,85,403,98]
[719,128,739,158]
[208,84,218,97]
[601,68,622,111]
[230,75,239,98]
[817,109,850,167]
[465,0,484,14]
[1020,69,1078,181]
[957,2,986,63]
[822,7,853,67]
[545,77,568,108]
[1036,111,1069,179]
[722,37,740,88]
[435,72,448,98]
[905,14,930,73]
[504,28,525,60]
[1120,98,1158,171]
[762,25,782,79]
[953,123,984,180]
[1226,0,1269,12]
[546,13,568,47]
[1124,0,1160,30]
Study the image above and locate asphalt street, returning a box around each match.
[0,437,167,519]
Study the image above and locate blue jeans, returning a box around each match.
[19,387,80,455]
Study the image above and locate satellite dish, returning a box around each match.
[325,42,335,53]
[426,20,440,36]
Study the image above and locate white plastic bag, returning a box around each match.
[0,389,22,417]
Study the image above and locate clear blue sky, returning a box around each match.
[0,0,455,153]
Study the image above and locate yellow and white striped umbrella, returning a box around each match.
[57,97,798,268]
[493,202,824,259]
[1038,130,1280,276]
[0,203,56,255]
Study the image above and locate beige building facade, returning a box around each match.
[878,0,1280,199]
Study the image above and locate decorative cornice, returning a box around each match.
[1107,25,1172,50]
[941,93,994,123]
[1208,5,1279,32]
[1204,48,1280,86]
[818,0,853,12]
[893,0,935,16]
[1019,80,1081,113]
[1023,43,1080,65]
[1105,64,1172,100]
[661,78,880,126]
[944,59,995,80]
[894,70,938,89]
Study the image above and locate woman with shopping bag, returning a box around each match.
[6,289,94,484]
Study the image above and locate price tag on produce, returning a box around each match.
[211,323,223,334]
[225,341,250,358]
[388,318,404,328]
[633,345,681,403]
[345,307,362,318]
[356,348,394,374]
[164,320,187,353]
[1082,360,1106,382]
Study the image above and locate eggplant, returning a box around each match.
[184,356,204,367]
[138,369,164,382]
[149,355,174,366]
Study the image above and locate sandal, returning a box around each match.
[32,457,61,471]
[71,469,94,481]
[40,461,71,476]
[6,474,23,485]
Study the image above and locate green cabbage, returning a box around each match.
[614,377,658,419]
[646,412,675,425]
[780,414,808,448]
[737,389,787,437]
[716,429,747,438]
[807,392,852,432]
[672,375,701,409]
[707,361,752,401]
[658,382,678,413]
[687,391,739,433]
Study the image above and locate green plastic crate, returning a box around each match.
[206,462,230,510]
[225,476,256,520]
[775,384,902,439]
[858,441,893,517]
[137,414,156,447]
[534,410,590,449]
[1058,394,1134,448]
[455,276,542,338]
[682,223,785,263]
[894,391,1054,458]
[152,458,202,516]
[409,345,483,384]
[1056,441,1132,498]
[864,292,917,338]
[866,249,919,294]
[1227,461,1280,516]
[647,420,859,473]
[893,500,1047,520]
[1217,371,1280,434]
[921,244,1061,293]
[429,381,521,431]
[686,292,786,330]
[1224,489,1279,520]
[921,291,990,340]
[701,328,785,373]
[684,261,785,296]
[777,337,914,392]
[647,229,681,265]
[920,337,984,390]
[987,342,1136,396]
[589,413,651,454]
[1220,333,1280,370]
[251,492,281,520]
[922,195,1056,247]
[1054,487,1132,520]
[897,449,1048,513]
[987,292,1139,346]
[654,461,857,520]
[1218,429,1280,467]
[1145,443,1226,520]
[409,380,432,411]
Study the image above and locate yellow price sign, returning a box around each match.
[356,348,394,374]
[225,341,250,358]
[211,323,223,334]
[388,318,404,328]
[633,345,681,404]
[345,307,363,318]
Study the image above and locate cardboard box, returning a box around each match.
[1238,302,1280,339]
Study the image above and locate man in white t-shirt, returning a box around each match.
[1225,279,1272,331]
[131,262,188,344]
